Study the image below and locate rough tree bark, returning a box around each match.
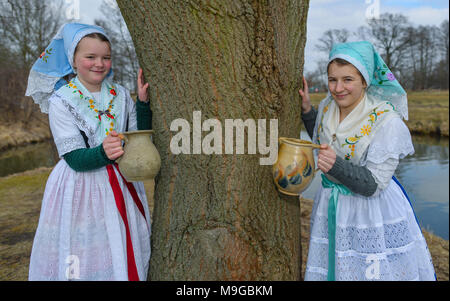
[117,0,309,280]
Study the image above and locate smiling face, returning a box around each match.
[72,36,111,92]
[327,60,367,116]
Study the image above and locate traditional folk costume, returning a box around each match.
[25,23,152,280]
[302,41,436,281]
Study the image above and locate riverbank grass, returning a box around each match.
[309,90,449,136]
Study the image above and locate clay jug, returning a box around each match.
[118,130,161,182]
[273,137,320,196]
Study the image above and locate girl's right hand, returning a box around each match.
[298,77,312,113]
[103,131,124,160]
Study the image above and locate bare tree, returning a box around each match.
[359,13,411,76]
[0,0,68,69]
[411,25,439,90]
[435,20,449,89]
[315,29,350,54]
[0,0,68,162]
[438,20,449,68]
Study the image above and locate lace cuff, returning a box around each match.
[54,136,86,158]
[360,117,413,193]
[361,117,414,165]
[365,157,399,190]
[25,69,61,114]
[49,93,89,157]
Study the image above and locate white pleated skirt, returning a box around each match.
[305,177,436,281]
[29,160,151,281]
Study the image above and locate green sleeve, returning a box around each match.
[64,97,152,172]
[136,97,152,130]
[63,144,114,172]
[327,156,378,197]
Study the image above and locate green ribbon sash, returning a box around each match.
[321,174,352,281]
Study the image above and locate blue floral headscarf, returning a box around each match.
[25,23,113,114]
[328,41,408,120]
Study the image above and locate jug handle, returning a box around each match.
[278,137,321,171]
[118,133,128,143]
[115,133,128,164]
[278,137,321,149]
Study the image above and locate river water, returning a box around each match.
[300,131,449,240]
[0,135,449,239]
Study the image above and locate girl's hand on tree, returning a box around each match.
[298,77,312,113]
[317,144,336,173]
[103,130,124,160]
[137,68,149,103]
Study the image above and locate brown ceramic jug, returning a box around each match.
[273,137,320,196]
[117,130,161,182]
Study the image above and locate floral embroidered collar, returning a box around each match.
[56,76,124,140]
[317,93,399,164]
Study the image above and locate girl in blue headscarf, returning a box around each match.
[299,41,436,281]
[26,23,152,280]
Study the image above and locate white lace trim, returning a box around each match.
[369,87,409,120]
[28,160,151,280]
[54,135,86,156]
[25,69,61,114]
[306,215,436,281]
[365,157,399,190]
[59,97,100,148]
[361,117,414,165]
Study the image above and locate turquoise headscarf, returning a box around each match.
[25,23,113,114]
[328,41,408,120]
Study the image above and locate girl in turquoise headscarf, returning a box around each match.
[299,41,436,281]
[26,23,152,280]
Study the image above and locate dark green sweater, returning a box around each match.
[301,107,378,197]
[63,98,152,172]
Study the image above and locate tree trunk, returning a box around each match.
[117,0,309,280]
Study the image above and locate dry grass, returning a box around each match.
[0,109,52,151]
[0,167,52,280]
[0,168,447,281]
[0,167,155,281]
[309,90,449,136]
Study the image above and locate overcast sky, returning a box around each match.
[78,0,449,72]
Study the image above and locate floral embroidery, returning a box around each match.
[341,104,391,160]
[387,73,395,81]
[66,80,117,135]
[361,125,371,136]
[39,48,53,63]
[375,64,397,85]
[368,107,389,126]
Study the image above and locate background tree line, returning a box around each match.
[0,1,448,117]
[306,13,449,92]
[0,0,137,118]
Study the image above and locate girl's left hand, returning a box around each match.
[317,144,336,173]
[137,68,149,103]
